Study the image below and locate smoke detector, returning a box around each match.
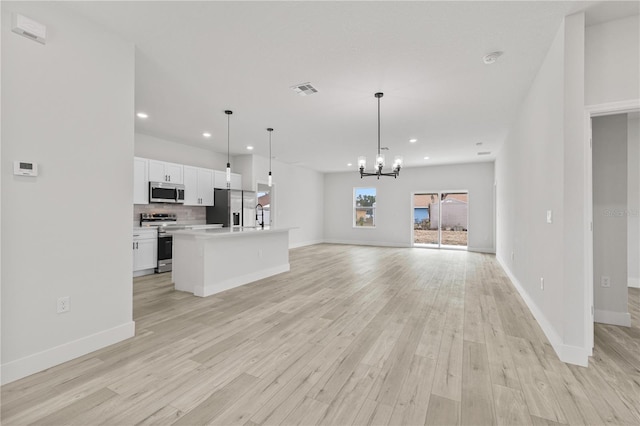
[483,51,503,64]
[291,82,318,96]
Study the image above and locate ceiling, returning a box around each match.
[62,1,638,173]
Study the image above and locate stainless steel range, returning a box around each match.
[140,213,178,273]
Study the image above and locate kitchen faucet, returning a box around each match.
[256,203,265,229]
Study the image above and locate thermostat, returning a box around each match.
[14,161,38,176]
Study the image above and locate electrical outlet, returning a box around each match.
[540,277,544,290]
[601,276,611,288]
[57,296,70,313]
[546,210,553,224]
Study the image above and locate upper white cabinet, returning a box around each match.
[133,157,241,205]
[133,157,149,205]
[184,166,215,206]
[148,159,183,184]
[214,171,242,190]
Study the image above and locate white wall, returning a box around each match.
[562,13,587,353]
[135,133,229,170]
[496,18,565,338]
[585,15,640,106]
[253,156,324,248]
[496,15,589,365]
[1,2,135,383]
[323,163,495,252]
[592,114,630,326]
[233,154,254,191]
[628,115,640,288]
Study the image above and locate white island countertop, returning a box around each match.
[170,226,293,239]
[172,226,294,297]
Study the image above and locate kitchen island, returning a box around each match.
[171,227,292,297]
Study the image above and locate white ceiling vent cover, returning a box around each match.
[477,151,492,156]
[12,13,46,44]
[291,82,318,96]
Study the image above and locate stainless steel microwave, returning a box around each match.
[149,181,185,203]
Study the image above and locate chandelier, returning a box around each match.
[358,92,402,179]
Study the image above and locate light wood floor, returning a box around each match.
[2,244,639,425]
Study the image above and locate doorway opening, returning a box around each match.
[413,191,468,249]
[585,100,640,356]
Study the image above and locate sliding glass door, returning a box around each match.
[413,191,468,249]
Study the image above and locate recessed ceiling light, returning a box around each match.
[347,163,353,167]
[483,51,504,65]
[424,156,430,160]
[203,132,211,138]
[136,112,148,119]
[246,146,254,150]
[409,139,417,143]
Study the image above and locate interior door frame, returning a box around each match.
[584,99,640,355]
[411,189,469,249]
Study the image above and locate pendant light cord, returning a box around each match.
[227,114,230,164]
[377,94,381,157]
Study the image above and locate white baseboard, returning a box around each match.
[468,247,496,254]
[133,268,155,278]
[289,239,323,249]
[1,321,135,385]
[496,255,589,367]
[324,239,495,253]
[200,263,290,297]
[323,239,409,248]
[628,277,640,288]
[595,309,632,327]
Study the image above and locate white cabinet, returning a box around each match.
[214,171,242,190]
[184,166,214,206]
[133,229,157,276]
[148,159,183,184]
[133,157,149,204]
[214,171,226,189]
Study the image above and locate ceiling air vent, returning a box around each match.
[477,151,492,156]
[291,82,318,96]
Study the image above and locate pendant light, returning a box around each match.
[358,92,402,179]
[225,110,232,188]
[267,128,273,187]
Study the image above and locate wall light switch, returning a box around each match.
[546,210,553,224]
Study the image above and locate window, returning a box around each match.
[354,187,376,227]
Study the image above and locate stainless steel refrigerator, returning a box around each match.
[206,189,257,228]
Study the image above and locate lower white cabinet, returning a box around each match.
[133,229,157,276]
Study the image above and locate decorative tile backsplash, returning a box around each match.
[133,204,207,226]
